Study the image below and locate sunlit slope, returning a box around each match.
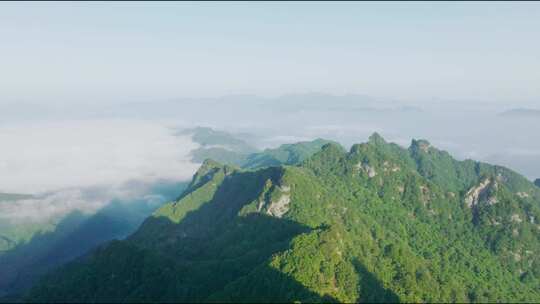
[183,126,337,169]
[29,134,540,303]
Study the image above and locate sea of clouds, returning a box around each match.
[0,119,200,223]
[1,95,539,225]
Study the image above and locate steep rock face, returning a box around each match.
[356,162,377,178]
[257,183,291,218]
[28,134,540,303]
[464,178,498,208]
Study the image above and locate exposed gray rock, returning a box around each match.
[464,178,498,208]
[511,214,522,223]
[516,192,529,198]
[258,183,291,218]
[266,194,291,218]
[364,164,377,178]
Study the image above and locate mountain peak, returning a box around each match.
[320,142,346,153]
[28,132,540,303]
[368,132,386,144]
[188,159,235,189]
[200,158,223,170]
[499,108,540,118]
[410,139,431,153]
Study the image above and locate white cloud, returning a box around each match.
[0,119,200,194]
[0,180,178,224]
[0,189,105,223]
[0,119,200,223]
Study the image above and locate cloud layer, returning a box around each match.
[0,119,199,194]
[0,119,200,223]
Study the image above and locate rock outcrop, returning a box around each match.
[356,162,377,178]
[258,183,291,218]
[464,178,498,208]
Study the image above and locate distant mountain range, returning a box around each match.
[499,108,540,118]
[0,93,422,124]
[0,193,33,202]
[180,126,338,169]
[26,133,540,303]
[0,126,336,300]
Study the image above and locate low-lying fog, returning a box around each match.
[1,93,539,224]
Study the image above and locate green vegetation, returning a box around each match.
[0,222,55,253]
[242,138,339,169]
[0,182,188,299]
[184,126,337,170]
[27,134,540,303]
[0,193,49,253]
[179,127,257,154]
[179,127,258,164]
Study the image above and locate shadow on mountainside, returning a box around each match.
[27,168,340,302]
[0,211,89,299]
[206,262,340,303]
[1,181,187,300]
[130,167,286,253]
[1,206,149,299]
[27,214,338,303]
[353,259,400,303]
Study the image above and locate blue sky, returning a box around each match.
[1,2,539,105]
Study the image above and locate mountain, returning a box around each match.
[0,193,38,253]
[0,181,188,299]
[179,127,259,165]
[182,126,337,170]
[242,138,339,169]
[27,134,540,303]
[2,127,337,299]
[535,179,540,188]
[0,193,33,202]
[499,108,540,118]
[179,127,258,154]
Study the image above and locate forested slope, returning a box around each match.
[28,134,540,303]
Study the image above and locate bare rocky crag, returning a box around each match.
[257,184,291,218]
[464,178,498,208]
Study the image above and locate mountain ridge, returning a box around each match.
[499,108,540,118]
[27,133,540,303]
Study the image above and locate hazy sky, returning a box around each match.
[1,2,539,232]
[1,2,540,105]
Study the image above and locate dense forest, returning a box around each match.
[27,133,540,303]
